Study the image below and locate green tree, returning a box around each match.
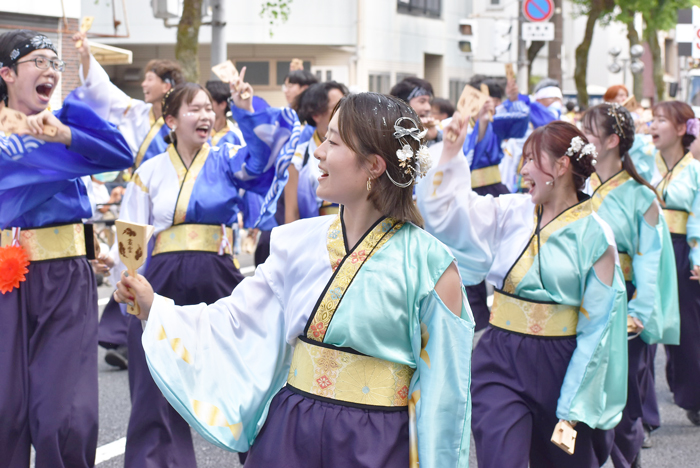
[571,0,615,106]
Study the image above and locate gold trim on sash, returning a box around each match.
[656,152,693,196]
[663,209,688,235]
[135,111,166,168]
[210,120,239,146]
[589,173,601,192]
[152,224,233,256]
[619,253,633,282]
[490,290,579,337]
[287,340,414,408]
[172,144,211,225]
[308,214,404,341]
[470,164,502,188]
[591,171,631,211]
[1,224,86,262]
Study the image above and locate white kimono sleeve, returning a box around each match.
[141,231,293,452]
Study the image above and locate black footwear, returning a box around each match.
[642,424,652,449]
[631,452,642,468]
[687,410,700,426]
[104,346,128,370]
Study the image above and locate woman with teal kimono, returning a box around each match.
[419,119,628,468]
[114,93,475,467]
[629,100,700,428]
[582,103,679,468]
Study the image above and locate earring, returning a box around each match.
[545,180,553,186]
[367,178,372,191]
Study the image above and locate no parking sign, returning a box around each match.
[523,0,554,22]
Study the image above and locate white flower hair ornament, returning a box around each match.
[565,136,598,166]
[389,116,432,188]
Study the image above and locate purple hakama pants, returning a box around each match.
[472,327,612,468]
[665,235,700,412]
[124,251,243,468]
[245,387,409,468]
[97,296,129,349]
[0,257,98,468]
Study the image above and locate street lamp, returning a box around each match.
[608,46,644,86]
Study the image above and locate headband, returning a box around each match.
[534,86,563,101]
[607,103,627,139]
[405,86,431,102]
[0,35,57,69]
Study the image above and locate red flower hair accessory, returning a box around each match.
[0,244,30,294]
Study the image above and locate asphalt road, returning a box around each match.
[65,253,700,466]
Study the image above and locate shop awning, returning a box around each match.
[90,41,133,65]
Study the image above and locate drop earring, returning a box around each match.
[367,178,372,191]
[545,180,553,186]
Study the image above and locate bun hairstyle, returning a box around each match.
[161,82,213,145]
[582,103,661,202]
[0,29,45,103]
[333,92,425,227]
[652,100,697,153]
[522,121,596,190]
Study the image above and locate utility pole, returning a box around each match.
[210,0,226,79]
[517,0,529,92]
[547,0,562,83]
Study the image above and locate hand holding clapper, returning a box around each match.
[115,220,155,316]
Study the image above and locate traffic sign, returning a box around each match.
[522,22,554,41]
[523,0,554,22]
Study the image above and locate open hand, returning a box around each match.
[114,271,155,320]
[690,265,700,283]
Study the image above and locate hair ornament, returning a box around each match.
[387,116,432,188]
[607,103,627,139]
[566,136,598,165]
[161,88,175,115]
[687,118,700,138]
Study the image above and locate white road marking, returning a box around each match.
[95,437,127,465]
[98,297,111,306]
[240,265,255,275]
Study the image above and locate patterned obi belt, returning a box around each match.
[1,223,87,262]
[490,290,579,337]
[471,164,502,188]
[619,252,633,282]
[663,209,688,235]
[152,224,233,256]
[286,338,415,411]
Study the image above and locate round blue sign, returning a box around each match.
[523,0,554,22]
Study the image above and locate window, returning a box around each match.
[397,0,440,18]
[449,79,468,106]
[276,60,312,85]
[395,72,416,84]
[369,73,391,94]
[235,61,270,85]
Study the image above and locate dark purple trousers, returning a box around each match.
[665,235,700,411]
[124,251,243,468]
[641,344,660,428]
[472,327,612,468]
[468,183,510,332]
[0,257,98,468]
[98,295,129,349]
[245,387,409,468]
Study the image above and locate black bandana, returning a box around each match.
[0,35,58,69]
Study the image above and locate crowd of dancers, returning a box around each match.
[1,27,699,468]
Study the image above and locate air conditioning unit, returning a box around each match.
[152,0,181,19]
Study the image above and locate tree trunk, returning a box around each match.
[528,41,546,93]
[645,24,665,103]
[176,0,203,83]
[574,0,604,107]
[626,18,643,101]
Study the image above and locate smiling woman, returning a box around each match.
[0,29,133,468]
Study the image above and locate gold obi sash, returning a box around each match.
[319,201,339,216]
[490,290,579,337]
[471,164,502,188]
[619,253,633,282]
[663,209,688,235]
[1,224,86,262]
[287,339,414,409]
[152,224,233,256]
